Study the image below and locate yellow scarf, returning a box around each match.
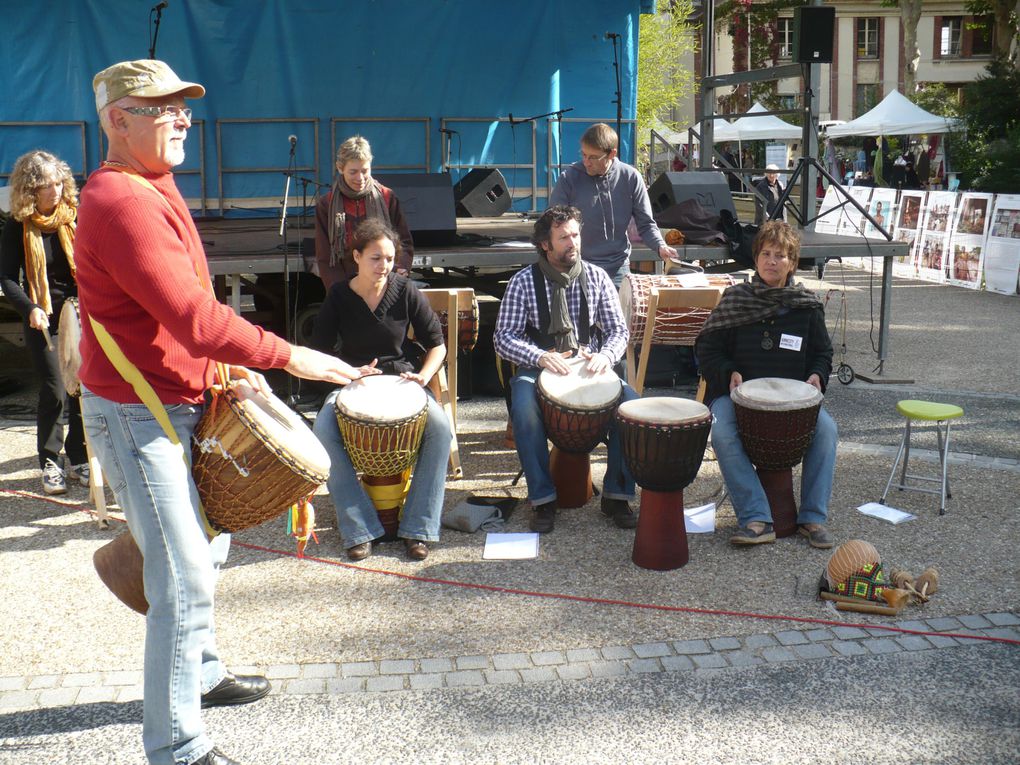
[23,200,77,316]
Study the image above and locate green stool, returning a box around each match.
[881,400,964,515]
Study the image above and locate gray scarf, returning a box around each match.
[327,177,390,268]
[537,255,587,353]
[698,274,823,335]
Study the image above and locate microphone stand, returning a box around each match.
[508,106,574,181]
[607,32,623,141]
[279,140,296,396]
[148,3,166,59]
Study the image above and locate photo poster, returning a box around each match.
[983,194,1020,295]
[814,184,843,234]
[948,193,994,289]
[835,187,873,238]
[893,190,926,278]
[916,191,958,282]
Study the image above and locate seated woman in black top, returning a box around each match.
[311,219,450,561]
[695,221,837,549]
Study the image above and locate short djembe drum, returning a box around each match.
[334,376,429,539]
[536,356,623,508]
[617,397,712,570]
[730,377,823,538]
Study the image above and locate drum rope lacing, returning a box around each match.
[8,489,1019,649]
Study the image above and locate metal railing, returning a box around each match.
[0,121,89,181]
[441,116,537,211]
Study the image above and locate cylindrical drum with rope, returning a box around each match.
[334,376,428,539]
[617,397,712,570]
[730,377,823,538]
[536,356,623,508]
[619,273,735,347]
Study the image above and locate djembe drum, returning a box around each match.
[536,356,623,508]
[617,398,712,570]
[94,380,332,614]
[57,298,82,397]
[334,376,429,539]
[730,378,823,538]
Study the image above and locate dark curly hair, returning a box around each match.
[531,205,582,258]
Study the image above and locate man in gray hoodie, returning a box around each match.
[550,123,677,285]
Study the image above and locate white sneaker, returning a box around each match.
[42,459,67,495]
[67,462,91,488]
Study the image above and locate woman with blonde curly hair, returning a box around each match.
[1,149,88,494]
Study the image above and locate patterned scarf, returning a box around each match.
[22,200,76,316]
[326,177,390,268]
[698,274,822,335]
[537,254,587,353]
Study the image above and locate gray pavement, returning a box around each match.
[1,262,1019,764]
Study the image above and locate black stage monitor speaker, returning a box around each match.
[373,173,457,246]
[793,6,835,63]
[453,168,512,218]
[648,171,736,228]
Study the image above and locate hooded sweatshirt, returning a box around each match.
[549,158,666,275]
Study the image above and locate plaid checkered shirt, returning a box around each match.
[493,261,630,368]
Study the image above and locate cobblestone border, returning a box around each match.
[2,613,1016,710]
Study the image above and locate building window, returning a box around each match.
[777,17,793,59]
[778,95,798,112]
[856,18,879,59]
[940,17,962,57]
[971,15,994,56]
[855,84,879,118]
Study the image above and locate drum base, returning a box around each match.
[550,448,593,509]
[362,471,411,541]
[93,532,148,615]
[632,489,690,571]
[757,468,798,538]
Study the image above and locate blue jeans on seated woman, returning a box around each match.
[709,394,838,528]
[313,388,450,547]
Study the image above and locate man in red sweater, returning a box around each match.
[76,60,365,765]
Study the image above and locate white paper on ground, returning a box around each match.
[684,502,716,533]
[482,532,540,559]
[856,502,917,525]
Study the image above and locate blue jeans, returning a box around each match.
[313,388,449,547]
[603,262,630,290]
[81,388,228,765]
[710,394,838,527]
[510,367,636,506]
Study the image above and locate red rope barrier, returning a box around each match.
[5,488,1018,647]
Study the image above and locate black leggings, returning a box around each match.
[24,320,86,469]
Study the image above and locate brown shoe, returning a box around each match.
[404,539,429,561]
[530,501,556,533]
[600,497,638,529]
[347,542,372,561]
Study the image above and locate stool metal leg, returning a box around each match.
[881,422,910,504]
[899,418,912,488]
[939,420,953,515]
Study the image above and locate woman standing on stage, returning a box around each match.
[0,150,88,494]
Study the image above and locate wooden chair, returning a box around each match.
[626,286,723,399]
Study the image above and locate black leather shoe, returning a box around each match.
[193,747,242,765]
[530,501,556,534]
[201,674,271,709]
[601,497,638,529]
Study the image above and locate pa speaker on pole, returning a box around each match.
[792,6,835,64]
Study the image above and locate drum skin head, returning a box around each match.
[731,377,822,411]
[537,356,622,411]
[618,397,709,425]
[229,380,330,474]
[336,375,428,422]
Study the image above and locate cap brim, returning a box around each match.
[133,81,206,100]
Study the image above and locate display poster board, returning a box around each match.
[948,193,993,289]
[983,194,1020,295]
[915,191,958,282]
[814,185,843,234]
[765,143,788,170]
[893,190,926,278]
[835,187,873,237]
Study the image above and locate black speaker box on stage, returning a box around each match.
[453,168,512,218]
[373,173,457,246]
[793,6,835,63]
[648,171,736,228]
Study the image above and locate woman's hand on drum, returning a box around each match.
[400,371,427,386]
[229,366,271,396]
[580,349,612,374]
[28,307,49,331]
[538,350,574,375]
[285,345,372,386]
[729,371,743,392]
[806,373,823,391]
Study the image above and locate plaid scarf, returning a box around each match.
[23,200,77,316]
[698,274,822,335]
[327,177,390,268]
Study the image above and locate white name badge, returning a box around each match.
[779,333,803,351]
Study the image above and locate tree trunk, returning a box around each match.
[993,0,1019,64]
[900,0,923,94]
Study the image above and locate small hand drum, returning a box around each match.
[58,298,81,397]
[334,376,428,539]
[731,378,823,537]
[536,356,622,508]
[617,397,711,570]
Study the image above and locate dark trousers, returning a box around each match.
[25,321,86,468]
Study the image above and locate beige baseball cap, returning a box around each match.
[93,59,205,112]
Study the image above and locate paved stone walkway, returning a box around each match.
[3,612,1016,711]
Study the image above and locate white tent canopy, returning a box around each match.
[727,102,802,141]
[826,89,961,137]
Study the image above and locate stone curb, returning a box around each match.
[1,612,1016,711]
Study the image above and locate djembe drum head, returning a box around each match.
[731,378,823,470]
[617,397,712,492]
[536,356,622,454]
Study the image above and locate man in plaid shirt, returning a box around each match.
[494,205,638,533]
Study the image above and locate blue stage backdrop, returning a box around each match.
[1,0,650,214]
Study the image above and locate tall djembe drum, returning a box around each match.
[730,378,823,538]
[617,398,712,570]
[536,357,623,508]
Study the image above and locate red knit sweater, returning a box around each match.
[76,167,291,404]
